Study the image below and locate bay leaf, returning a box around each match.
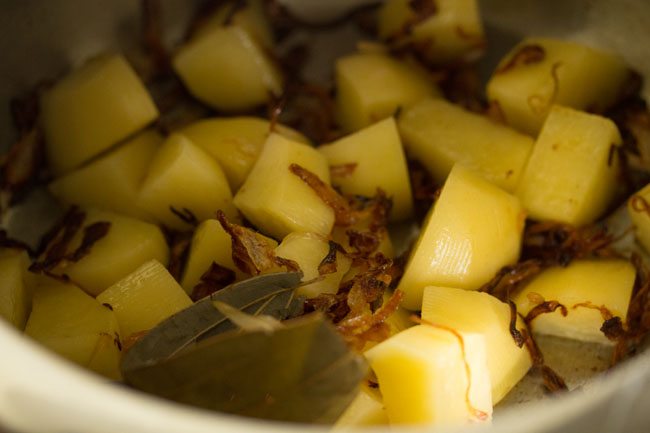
[123,313,367,424]
[122,271,303,372]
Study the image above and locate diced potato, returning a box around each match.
[25,277,121,379]
[192,0,273,48]
[178,117,308,191]
[275,232,351,299]
[49,130,162,220]
[365,325,492,426]
[397,165,524,310]
[335,52,440,132]
[97,259,192,338]
[334,384,388,428]
[514,260,636,345]
[398,98,534,192]
[41,53,159,175]
[422,286,532,404]
[378,0,485,64]
[48,209,169,297]
[319,117,414,221]
[487,38,631,135]
[180,219,255,294]
[629,183,650,253]
[234,133,335,239]
[138,134,238,230]
[173,26,283,112]
[0,249,33,329]
[516,105,622,226]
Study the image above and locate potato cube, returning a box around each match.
[47,209,169,296]
[398,98,534,192]
[192,0,273,48]
[397,165,524,310]
[139,134,238,230]
[516,105,622,226]
[41,53,159,175]
[179,117,308,191]
[275,232,351,299]
[336,52,440,132]
[334,385,387,428]
[173,26,283,112]
[319,117,413,221]
[514,260,635,345]
[487,38,631,135]
[49,130,162,220]
[365,325,492,426]
[234,133,335,239]
[422,286,532,403]
[97,259,192,338]
[629,183,650,253]
[25,277,121,379]
[378,0,485,64]
[180,219,248,293]
[0,249,33,329]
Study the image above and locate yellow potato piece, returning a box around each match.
[365,324,492,426]
[514,260,635,345]
[629,183,650,253]
[0,248,33,329]
[516,105,622,226]
[47,209,169,297]
[398,165,524,310]
[422,286,532,403]
[319,117,414,221]
[487,38,630,135]
[191,0,274,49]
[398,98,534,192]
[173,26,283,112]
[180,219,243,294]
[335,52,440,132]
[378,0,485,64]
[97,259,192,339]
[49,130,162,220]
[275,232,351,299]
[25,277,121,379]
[334,385,388,428]
[139,134,238,230]
[41,53,159,175]
[234,133,335,239]
[179,117,308,191]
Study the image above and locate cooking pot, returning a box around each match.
[0,1,649,432]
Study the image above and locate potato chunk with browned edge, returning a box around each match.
[41,53,159,175]
[46,209,169,297]
[487,38,630,135]
[514,260,635,345]
[234,133,335,240]
[378,0,485,65]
